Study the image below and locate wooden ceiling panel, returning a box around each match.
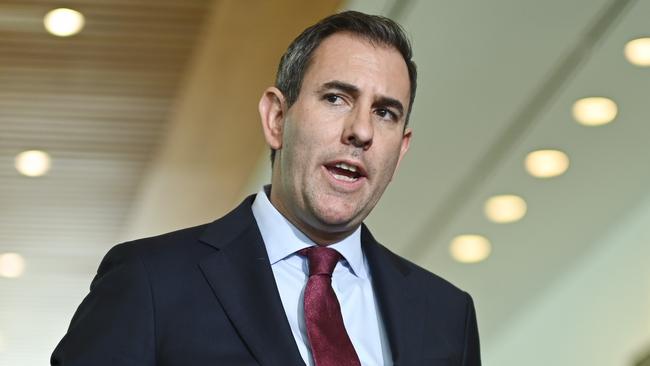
[0,0,212,259]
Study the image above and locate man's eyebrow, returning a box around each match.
[318,80,360,96]
[319,80,405,118]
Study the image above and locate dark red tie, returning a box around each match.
[299,246,361,366]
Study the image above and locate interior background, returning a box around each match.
[0,0,648,364]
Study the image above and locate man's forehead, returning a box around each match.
[305,33,411,102]
[309,33,402,71]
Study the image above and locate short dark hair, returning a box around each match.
[270,10,417,164]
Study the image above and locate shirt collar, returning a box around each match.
[251,186,366,279]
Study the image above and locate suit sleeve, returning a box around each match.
[461,292,481,366]
[51,243,156,366]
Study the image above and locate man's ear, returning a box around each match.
[258,87,286,150]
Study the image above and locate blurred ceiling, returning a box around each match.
[0,0,212,362]
[0,0,210,260]
[1,0,649,364]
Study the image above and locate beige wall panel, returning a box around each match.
[124,0,341,240]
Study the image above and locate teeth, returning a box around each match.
[335,162,358,172]
[332,173,358,182]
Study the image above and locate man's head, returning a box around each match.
[258,11,416,244]
[271,11,417,164]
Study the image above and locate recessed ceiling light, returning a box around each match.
[525,149,570,178]
[15,150,51,177]
[449,235,491,263]
[484,194,527,223]
[0,253,26,278]
[624,37,650,67]
[44,8,85,37]
[572,97,618,126]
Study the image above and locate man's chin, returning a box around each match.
[311,207,365,232]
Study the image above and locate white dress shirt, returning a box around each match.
[251,188,392,366]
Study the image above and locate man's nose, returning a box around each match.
[342,107,374,150]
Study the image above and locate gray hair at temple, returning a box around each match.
[271,10,418,164]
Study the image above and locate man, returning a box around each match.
[52,11,480,366]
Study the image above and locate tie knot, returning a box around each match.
[298,246,341,277]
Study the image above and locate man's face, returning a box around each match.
[262,32,412,243]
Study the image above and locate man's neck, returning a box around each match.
[265,186,357,246]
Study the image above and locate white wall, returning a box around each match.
[484,193,650,365]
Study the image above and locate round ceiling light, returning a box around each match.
[525,149,570,178]
[624,37,650,67]
[15,150,51,177]
[449,235,491,264]
[572,97,618,126]
[44,8,85,37]
[0,253,26,278]
[484,194,527,223]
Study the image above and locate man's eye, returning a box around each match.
[324,94,342,104]
[376,108,397,121]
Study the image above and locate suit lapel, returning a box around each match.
[362,225,424,366]
[198,196,305,366]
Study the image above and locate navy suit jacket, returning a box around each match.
[51,195,481,365]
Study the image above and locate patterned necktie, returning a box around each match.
[299,246,361,366]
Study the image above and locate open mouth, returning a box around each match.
[324,161,366,183]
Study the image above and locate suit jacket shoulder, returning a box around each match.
[52,196,305,366]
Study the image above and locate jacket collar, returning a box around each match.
[362,224,424,365]
[198,195,305,366]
